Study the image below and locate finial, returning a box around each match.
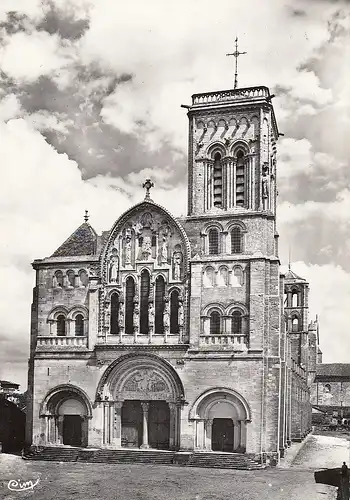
[142,179,154,200]
[84,210,89,223]
[288,246,291,270]
[226,36,247,89]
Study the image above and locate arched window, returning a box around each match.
[292,290,298,308]
[213,153,223,208]
[57,315,66,336]
[54,271,63,287]
[204,267,215,287]
[140,270,150,334]
[208,228,219,255]
[232,311,242,335]
[292,315,300,332]
[218,267,228,286]
[155,276,165,334]
[170,290,179,334]
[125,277,135,335]
[110,293,120,335]
[233,266,243,286]
[231,227,242,253]
[79,270,89,287]
[75,314,84,336]
[210,311,221,335]
[235,150,245,207]
[67,270,75,287]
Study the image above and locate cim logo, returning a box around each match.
[7,478,40,492]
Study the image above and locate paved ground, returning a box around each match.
[0,432,348,500]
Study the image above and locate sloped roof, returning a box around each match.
[284,268,306,282]
[51,222,97,257]
[316,364,350,379]
[0,380,19,388]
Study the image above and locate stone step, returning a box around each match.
[23,447,265,470]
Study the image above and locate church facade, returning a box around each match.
[26,85,317,463]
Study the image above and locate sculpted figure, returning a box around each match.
[261,165,269,210]
[161,234,168,263]
[125,232,132,264]
[148,302,155,326]
[109,251,119,282]
[142,235,152,260]
[178,303,184,327]
[173,251,183,280]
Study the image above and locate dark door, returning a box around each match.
[121,401,143,448]
[212,418,234,452]
[63,415,82,446]
[149,401,170,450]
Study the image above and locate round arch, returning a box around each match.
[189,388,251,453]
[40,384,93,418]
[96,353,185,403]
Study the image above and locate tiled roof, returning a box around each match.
[316,363,350,379]
[0,380,19,388]
[284,268,306,281]
[51,223,97,257]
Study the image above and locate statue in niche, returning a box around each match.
[124,229,132,264]
[173,251,183,280]
[109,249,119,282]
[160,233,168,263]
[141,234,152,260]
[261,165,269,210]
[133,305,139,332]
[148,302,155,327]
[141,212,153,229]
[118,306,124,330]
[164,303,170,331]
[178,302,184,327]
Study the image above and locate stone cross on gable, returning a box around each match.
[142,179,154,200]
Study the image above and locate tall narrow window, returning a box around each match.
[292,315,299,332]
[235,150,245,207]
[125,277,135,335]
[75,314,84,336]
[54,271,63,287]
[67,270,75,287]
[57,315,66,336]
[231,227,242,253]
[155,276,165,334]
[140,270,150,334]
[79,270,89,287]
[292,291,298,308]
[232,311,242,335]
[213,153,223,208]
[170,290,179,334]
[110,293,120,335]
[208,228,219,255]
[210,311,221,335]
[233,266,243,286]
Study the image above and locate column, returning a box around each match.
[111,402,123,448]
[57,416,64,444]
[103,402,109,445]
[168,402,176,450]
[195,419,205,450]
[233,421,240,451]
[108,403,115,445]
[204,419,212,450]
[140,402,150,449]
[233,161,237,207]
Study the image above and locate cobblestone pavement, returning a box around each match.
[0,453,338,500]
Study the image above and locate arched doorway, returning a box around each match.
[190,388,251,453]
[96,354,184,450]
[40,385,92,447]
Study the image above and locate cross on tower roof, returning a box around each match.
[142,179,154,200]
[84,210,89,223]
[226,37,247,90]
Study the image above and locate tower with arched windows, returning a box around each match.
[26,85,318,467]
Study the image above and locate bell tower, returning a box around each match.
[186,87,279,217]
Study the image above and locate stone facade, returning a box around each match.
[311,363,350,419]
[26,85,318,463]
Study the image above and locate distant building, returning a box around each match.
[0,381,25,452]
[311,364,350,419]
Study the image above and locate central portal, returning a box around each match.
[212,418,234,452]
[121,400,170,450]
